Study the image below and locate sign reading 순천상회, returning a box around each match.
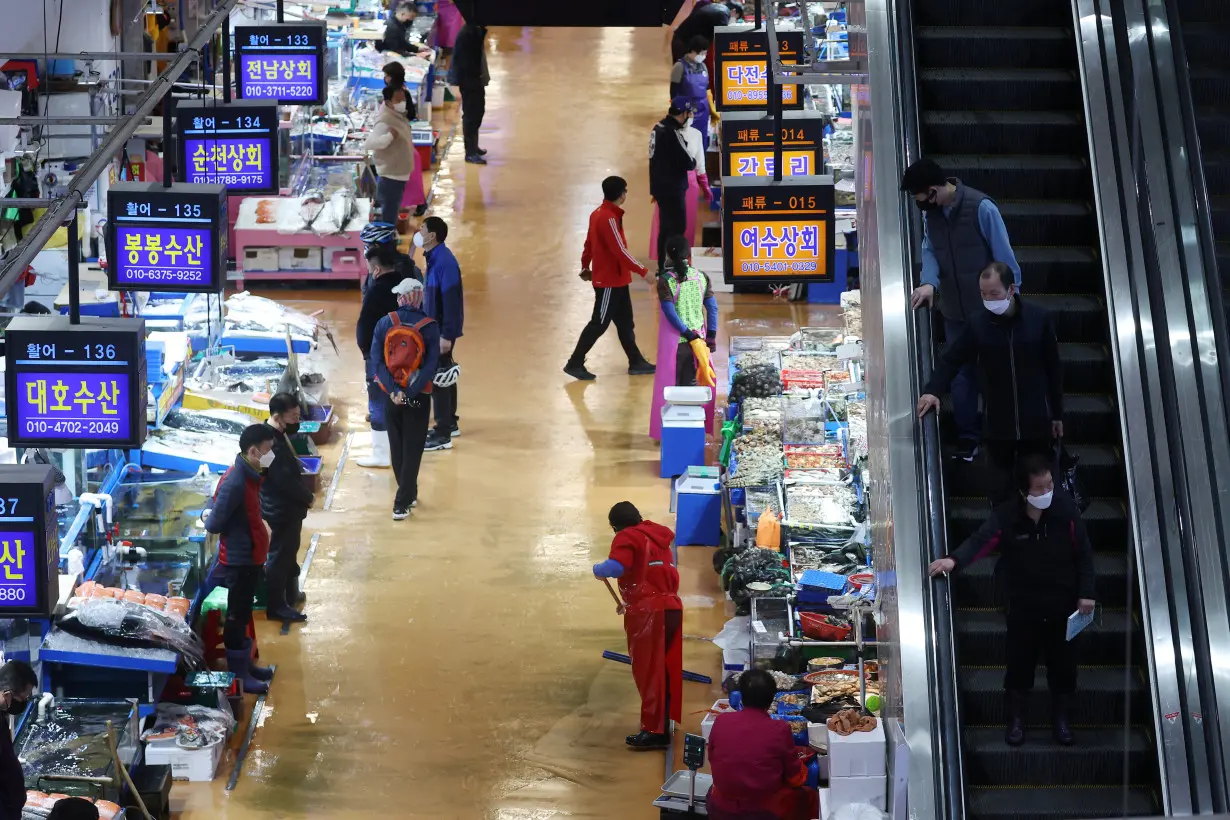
[176,100,280,195]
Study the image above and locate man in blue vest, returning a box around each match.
[902,158,1021,461]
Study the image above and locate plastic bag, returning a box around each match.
[1055,440,1090,512]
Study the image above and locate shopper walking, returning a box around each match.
[592,502,683,749]
[417,216,464,449]
[902,157,1021,461]
[377,2,433,58]
[564,176,656,381]
[649,98,698,271]
[364,79,417,225]
[649,235,718,441]
[669,36,712,150]
[370,278,441,519]
[0,660,36,820]
[260,392,313,624]
[929,453,1095,747]
[916,262,1063,504]
[204,424,279,694]
[449,23,490,165]
[357,241,412,468]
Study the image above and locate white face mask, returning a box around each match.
[1026,490,1053,510]
[258,449,276,469]
[692,51,706,63]
[413,232,425,248]
[984,298,1012,315]
[392,101,407,114]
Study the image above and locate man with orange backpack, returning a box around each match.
[370,278,441,520]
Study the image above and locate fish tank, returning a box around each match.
[17,700,139,799]
[109,471,219,582]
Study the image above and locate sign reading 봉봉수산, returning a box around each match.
[106,182,228,293]
[176,100,280,194]
[234,22,327,105]
[721,176,836,285]
[3,315,148,450]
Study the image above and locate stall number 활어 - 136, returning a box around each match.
[20,343,115,361]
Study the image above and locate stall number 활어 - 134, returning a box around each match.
[189,116,263,131]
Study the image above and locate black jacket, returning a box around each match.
[674,2,731,45]
[357,266,413,356]
[649,116,696,199]
[924,296,1062,441]
[259,425,313,523]
[450,25,489,88]
[0,719,22,820]
[950,491,1095,615]
[378,17,415,56]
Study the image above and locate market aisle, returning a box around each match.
[177,26,834,819]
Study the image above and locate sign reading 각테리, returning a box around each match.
[234,22,327,105]
[106,182,227,293]
[720,112,827,179]
[721,176,836,285]
[176,100,280,194]
[0,464,60,617]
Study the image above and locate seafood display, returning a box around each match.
[55,598,205,669]
[728,428,784,488]
[72,582,190,618]
[23,794,122,820]
[142,704,234,749]
[16,700,137,792]
[827,709,878,736]
[183,291,319,339]
[786,481,859,527]
[254,199,278,223]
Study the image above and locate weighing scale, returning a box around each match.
[655,733,711,817]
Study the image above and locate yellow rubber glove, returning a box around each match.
[689,338,717,389]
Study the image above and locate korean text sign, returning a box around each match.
[720,113,826,178]
[722,178,835,284]
[714,28,805,112]
[107,182,227,293]
[3,316,148,449]
[0,464,59,617]
[176,101,280,194]
[235,23,327,105]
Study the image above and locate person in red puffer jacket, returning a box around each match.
[204,424,278,694]
[564,177,656,381]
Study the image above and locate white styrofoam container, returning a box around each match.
[242,247,280,272]
[144,738,224,781]
[663,385,714,405]
[277,246,323,271]
[700,699,732,740]
[808,721,828,752]
[323,247,362,271]
[828,720,886,778]
[828,773,886,814]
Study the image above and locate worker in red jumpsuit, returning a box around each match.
[592,501,683,749]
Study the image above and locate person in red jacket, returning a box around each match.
[564,177,657,381]
[708,669,817,820]
[592,501,683,748]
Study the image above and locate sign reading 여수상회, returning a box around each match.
[234,22,327,105]
[0,464,61,618]
[721,176,836,285]
[176,100,280,195]
[713,27,806,113]
[106,182,227,293]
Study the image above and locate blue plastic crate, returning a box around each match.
[798,569,848,594]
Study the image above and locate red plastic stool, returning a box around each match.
[199,608,258,669]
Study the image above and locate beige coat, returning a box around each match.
[364,104,415,181]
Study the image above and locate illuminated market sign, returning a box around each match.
[721,176,835,285]
[713,27,805,113]
[234,22,327,105]
[720,111,825,178]
[106,182,227,293]
[3,315,148,450]
[0,464,61,617]
[176,100,280,194]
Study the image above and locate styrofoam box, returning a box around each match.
[828,773,886,814]
[278,247,323,271]
[323,247,362,271]
[700,699,732,741]
[828,719,886,778]
[242,247,280,272]
[808,721,828,752]
[144,739,224,781]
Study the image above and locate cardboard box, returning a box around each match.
[828,774,886,815]
[828,720,886,778]
[144,738,224,781]
[277,246,323,271]
[242,247,280,272]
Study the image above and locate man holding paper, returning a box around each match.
[928,453,1095,747]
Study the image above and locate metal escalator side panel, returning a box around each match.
[1071,0,1205,811]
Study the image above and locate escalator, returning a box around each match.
[1173,0,1230,310]
[911,1,1160,816]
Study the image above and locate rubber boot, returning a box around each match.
[1052,693,1074,746]
[357,428,391,468]
[1004,690,1026,746]
[243,638,274,682]
[264,569,306,622]
[226,648,269,695]
[288,575,306,607]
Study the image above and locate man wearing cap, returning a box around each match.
[370,278,441,520]
[649,98,699,271]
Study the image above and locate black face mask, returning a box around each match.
[284,422,301,436]
[914,192,940,212]
[6,697,27,716]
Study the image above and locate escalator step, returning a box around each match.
[959,666,1146,727]
[1057,343,1113,393]
[1193,109,1230,149]
[953,551,1130,608]
[998,201,1096,247]
[962,726,1153,786]
[966,785,1156,819]
[936,394,1118,445]
[1208,196,1230,236]
[919,68,1080,112]
[1014,247,1102,294]
[946,498,1127,559]
[1179,24,1230,68]
[1202,154,1230,193]
[915,27,1075,70]
[1189,69,1230,110]
[922,110,1085,156]
[944,445,1123,500]
[955,609,1135,666]
[1175,0,1223,22]
[915,0,1072,27]
[928,155,1091,200]
[1026,294,1110,342]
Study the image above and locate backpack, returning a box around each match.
[382,312,435,391]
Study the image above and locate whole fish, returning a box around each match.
[298,188,327,232]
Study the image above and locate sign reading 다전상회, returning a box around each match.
[714,27,806,113]
[176,100,280,194]
[234,22,327,105]
[0,465,61,617]
[721,176,835,285]
[106,182,227,293]
[720,111,826,179]
[3,315,148,450]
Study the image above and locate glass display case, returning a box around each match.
[17,700,140,800]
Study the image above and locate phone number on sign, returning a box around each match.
[0,588,28,602]
[24,420,122,436]
[119,268,209,284]
[188,173,267,186]
[726,89,769,102]
[740,260,820,274]
[244,84,314,99]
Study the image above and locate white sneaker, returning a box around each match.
[357,429,391,468]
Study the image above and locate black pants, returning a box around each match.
[386,393,431,508]
[656,193,687,271]
[675,339,697,386]
[1004,608,1078,694]
[265,517,303,611]
[986,438,1052,504]
[432,351,459,436]
[223,564,261,650]
[567,285,646,367]
[460,85,486,156]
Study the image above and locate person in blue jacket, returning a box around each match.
[416,216,465,451]
[370,278,441,520]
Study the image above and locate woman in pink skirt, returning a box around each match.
[399,141,428,217]
[436,0,463,54]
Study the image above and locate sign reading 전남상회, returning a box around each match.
[713,27,806,113]
[720,111,827,179]
[721,175,835,285]
[0,464,61,617]
[106,182,227,293]
[3,315,148,450]
[175,100,280,194]
[234,22,327,105]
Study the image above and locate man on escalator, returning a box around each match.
[929,454,1095,747]
[902,157,1022,462]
